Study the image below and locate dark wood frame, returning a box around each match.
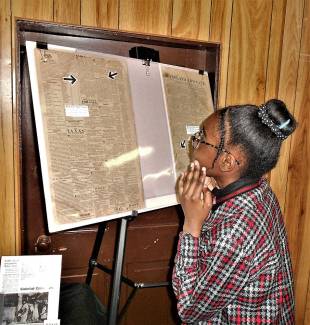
[16,18,220,247]
[15,18,220,324]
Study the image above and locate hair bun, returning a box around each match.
[257,99,297,140]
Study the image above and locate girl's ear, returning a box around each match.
[219,153,237,172]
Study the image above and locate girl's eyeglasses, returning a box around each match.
[191,129,241,165]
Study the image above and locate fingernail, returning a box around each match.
[201,167,206,173]
[190,162,194,169]
[204,178,210,186]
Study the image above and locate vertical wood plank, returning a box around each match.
[11,0,54,255]
[119,0,172,35]
[226,0,273,105]
[265,0,287,100]
[0,0,15,255]
[81,0,119,28]
[305,276,310,324]
[269,0,304,212]
[11,0,54,51]
[209,0,233,108]
[54,0,81,24]
[263,0,287,184]
[11,0,54,58]
[171,0,212,40]
[12,0,54,21]
[284,0,310,322]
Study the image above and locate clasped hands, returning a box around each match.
[177,160,216,237]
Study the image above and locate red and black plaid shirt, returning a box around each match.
[172,178,294,324]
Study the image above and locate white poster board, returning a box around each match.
[26,41,214,232]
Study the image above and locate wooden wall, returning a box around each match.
[0,0,309,323]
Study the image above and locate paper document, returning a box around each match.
[0,255,62,325]
[161,65,214,176]
[27,45,144,230]
[26,42,215,232]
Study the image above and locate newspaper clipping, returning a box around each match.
[161,65,214,176]
[0,255,61,325]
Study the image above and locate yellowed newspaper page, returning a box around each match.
[161,65,214,175]
[34,49,144,227]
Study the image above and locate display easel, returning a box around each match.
[85,212,170,325]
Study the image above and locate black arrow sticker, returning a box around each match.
[63,75,77,85]
[108,71,118,80]
[180,140,187,148]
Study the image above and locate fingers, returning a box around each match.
[177,161,214,233]
[203,177,213,191]
[178,161,212,202]
[186,160,201,196]
[176,161,194,197]
[191,166,206,200]
[202,188,213,210]
[181,160,207,200]
[183,161,195,192]
[176,172,184,197]
[204,176,219,192]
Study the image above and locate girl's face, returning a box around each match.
[192,111,243,184]
[192,113,221,176]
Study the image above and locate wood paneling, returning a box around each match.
[10,0,54,256]
[269,0,305,213]
[226,0,272,105]
[171,0,212,40]
[81,0,119,28]
[265,0,287,100]
[209,0,233,108]
[0,0,15,255]
[54,0,81,24]
[12,0,54,21]
[1,0,310,323]
[119,0,172,35]
[305,278,310,324]
[285,0,310,322]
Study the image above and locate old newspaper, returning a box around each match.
[0,255,61,325]
[26,42,214,231]
[161,65,214,176]
[30,47,144,230]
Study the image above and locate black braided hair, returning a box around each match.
[211,109,226,168]
[220,99,296,178]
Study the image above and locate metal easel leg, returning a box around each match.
[86,222,107,285]
[108,217,129,325]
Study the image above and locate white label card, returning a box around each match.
[186,125,200,135]
[65,105,89,117]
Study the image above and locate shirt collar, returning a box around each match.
[212,177,261,207]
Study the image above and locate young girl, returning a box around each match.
[173,99,296,324]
